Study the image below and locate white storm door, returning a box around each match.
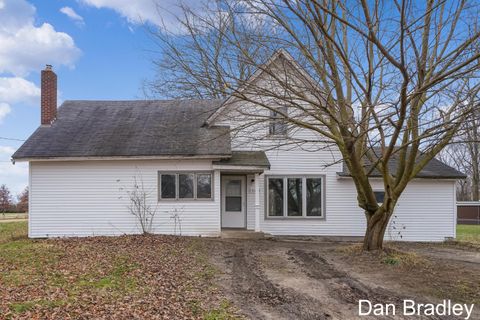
[221,176,246,228]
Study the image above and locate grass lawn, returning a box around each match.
[0,221,28,242]
[0,213,28,221]
[0,221,238,319]
[457,224,480,245]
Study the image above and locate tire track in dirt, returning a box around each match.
[228,247,332,320]
[287,249,454,320]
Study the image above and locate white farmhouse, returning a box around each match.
[13,51,465,241]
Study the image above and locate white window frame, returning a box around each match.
[265,175,325,219]
[158,171,214,201]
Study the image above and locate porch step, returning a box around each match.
[220,229,272,240]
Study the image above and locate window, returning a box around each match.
[179,173,194,198]
[159,172,213,200]
[306,178,322,216]
[267,176,324,218]
[197,174,212,199]
[268,178,284,216]
[287,178,302,216]
[161,174,176,199]
[225,180,242,211]
[374,191,385,204]
[269,107,288,136]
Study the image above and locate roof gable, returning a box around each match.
[205,49,318,125]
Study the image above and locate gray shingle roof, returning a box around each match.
[12,100,231,160]
[213,151,270,168]
[337,148,466,179]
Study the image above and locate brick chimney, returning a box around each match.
[41,64,57,125]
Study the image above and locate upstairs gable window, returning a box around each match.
[374,191,385,204]
[269,106,288,136]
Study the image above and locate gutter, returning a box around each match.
[12,154,232,163]
[336,172,467,180]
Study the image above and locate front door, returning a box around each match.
[221,175,246,228]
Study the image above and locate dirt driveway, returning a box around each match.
[204,238,480,320]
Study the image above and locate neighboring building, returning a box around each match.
[457,202,480,225]
[12,51,466,241]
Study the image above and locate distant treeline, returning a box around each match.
[0,184,28,213]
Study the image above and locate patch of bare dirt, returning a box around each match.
[210,242,331,320]
[206,239,479,320]
[287,249,402,307]
[331,242,480,308]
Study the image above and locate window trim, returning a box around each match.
[158,171,214,201]
[265,175,326,220]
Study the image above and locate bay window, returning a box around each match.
[266,176,324,218]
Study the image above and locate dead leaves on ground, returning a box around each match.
[0,235,231,319]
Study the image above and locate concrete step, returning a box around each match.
[220,229,272,239]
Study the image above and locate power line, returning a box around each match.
[0,137,25,142]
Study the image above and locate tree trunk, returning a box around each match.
[472,175,479,201]
[363,211,390,251]
[471,147,479,201]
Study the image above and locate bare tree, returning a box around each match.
[118,175,158,234]
[146,1,276,99]
[465,115,480,201]
[0,184,13,215]
[438,144,472,200]
[438,84,480,201]
[16,187,28,213]
[149,0,480,250]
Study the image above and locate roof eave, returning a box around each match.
[336,172,467,180]
[12,154,232,162]
[211,164,269,172]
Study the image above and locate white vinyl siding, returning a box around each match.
[29,160,221,238]
[28,153,456,241]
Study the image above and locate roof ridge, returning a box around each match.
[62,98,225,103]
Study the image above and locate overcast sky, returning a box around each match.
[0,0,189,195]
